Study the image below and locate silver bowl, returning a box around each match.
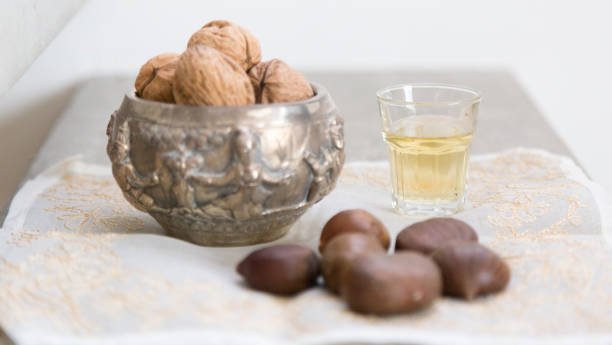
[106,83,344,246]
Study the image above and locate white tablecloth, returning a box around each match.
[1,148,611,345]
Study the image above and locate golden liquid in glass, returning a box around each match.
[383,116,473,203]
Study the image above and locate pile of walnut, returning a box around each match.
[134,20,313,105]
[237,209,511,315]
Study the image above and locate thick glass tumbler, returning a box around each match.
[376,84,481,216]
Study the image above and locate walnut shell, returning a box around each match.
[432,241,510,300]
[173,45,255,106]
[237,244,320,295]
[248,59,314,104]
[341,252,442,315]
[319,209,390,253]
[395,217,478,255]
[134,53,179,103]
[321,233,385,293]
[188,20,261,71]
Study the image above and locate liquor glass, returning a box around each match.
[376,84,481,216]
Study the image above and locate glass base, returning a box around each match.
[391,194,465,218]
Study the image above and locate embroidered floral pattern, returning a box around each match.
[0,149,610,342]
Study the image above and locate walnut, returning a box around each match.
[173,45,255,106]
[134,53,179,103]
[187,20,261,71]
[248,59,314,104]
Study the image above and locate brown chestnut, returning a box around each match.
[432,241,510,300]
[237,244,320,295]
[395,217,478,255]
[319,209,390,253]
[341,252,442,315]
[321,233,386,293]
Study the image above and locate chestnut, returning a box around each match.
[321,233,386,293]
[432,241,510,300]
[395,217,478,255]
[341,252,442,315]
[237,244,320,295]
[319,209,390,253]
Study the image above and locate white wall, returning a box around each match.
[0,0,83,95]
[1,0,611,191]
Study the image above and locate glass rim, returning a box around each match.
[376,83,482,106]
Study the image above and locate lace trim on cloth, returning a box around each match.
[1,148,611,345]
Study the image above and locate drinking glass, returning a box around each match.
[376,84,481,216]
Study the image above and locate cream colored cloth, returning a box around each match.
[1,148,611,345]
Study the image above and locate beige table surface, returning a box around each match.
[0,70,576,344]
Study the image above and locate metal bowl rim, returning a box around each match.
[120,82,334,126]
[127,82,327,110]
